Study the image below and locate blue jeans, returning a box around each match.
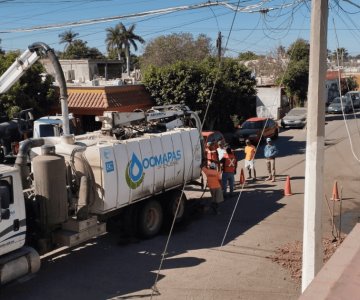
[222,172,235,194]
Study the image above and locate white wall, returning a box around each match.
[256,87,282,119]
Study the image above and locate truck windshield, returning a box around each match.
[39,124,57,137]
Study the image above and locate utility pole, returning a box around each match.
[216,31,222,61]
[302,0,328,292]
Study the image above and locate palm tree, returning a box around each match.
[59,30,79,51]
[105,23,145,77]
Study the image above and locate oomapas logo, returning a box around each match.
[125,153,145,189]
[125,151,182,189]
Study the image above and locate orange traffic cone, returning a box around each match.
[331,181,340,201]
[284,176,292,196]
[239,168,245,185]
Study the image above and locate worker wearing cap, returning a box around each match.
[264,137,278,182]
[221,147,237,197]
[244,139,257,180]
[202,163,224,214]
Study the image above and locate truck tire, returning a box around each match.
[138,199,163,238]
[164,190,187,225]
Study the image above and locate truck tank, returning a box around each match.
[32,146,68,231]
[47,127,202,216]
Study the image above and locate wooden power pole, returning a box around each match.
[302,0,328,292]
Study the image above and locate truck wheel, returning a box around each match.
[138,200,163,238]
[165,190,187,225]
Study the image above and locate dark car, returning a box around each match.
[233,117,279,146]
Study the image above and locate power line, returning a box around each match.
[0,1,308,33]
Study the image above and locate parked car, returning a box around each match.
[233,117,279,146]
[281,107,307,129]
[327,96,353,114]
[202,130,226,146]
[345,91,360,109]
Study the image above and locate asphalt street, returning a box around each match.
[1,112,360,300]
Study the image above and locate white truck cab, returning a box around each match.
[33,114,75,138]
[0,165,26,255]
[0,165,40,284]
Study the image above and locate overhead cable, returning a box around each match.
[0,0,307,33]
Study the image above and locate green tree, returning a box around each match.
[0,51,57,118]
[105,23,144,76]
[58,29,79,51]
[60,40,104,59]
[238,51,258,61]
[287,38,310,62]
[141,33,212,68]
[281,39,310,106]
[341,76,359,95]
[143,58,256,131]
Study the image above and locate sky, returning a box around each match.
[0,0,360,57]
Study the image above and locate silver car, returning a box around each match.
[281,107,307,128]
[327,96,353,114]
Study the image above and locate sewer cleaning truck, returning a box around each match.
[0,43,203,285]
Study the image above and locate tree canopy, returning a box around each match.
[60,39,104,59]
[58,30,80,51]
[281,39,310,106]
[238,51,258,61]
[0,51,57,118]
[141,33,212,68]
[105,22,144,76]
[341,76,359,94]
[143,58,256,131]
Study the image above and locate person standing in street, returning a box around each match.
[206,142,219,169]
[264,137,278,182]
[217,141,226,162]
[244,139,256,180]
[202,162,224,214]
[221,147,237,197]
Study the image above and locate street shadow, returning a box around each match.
[253,135,306,159]
[0,184,286,300]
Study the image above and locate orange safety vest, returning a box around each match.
[222,153,237,173]
[206,147,219,165]
[202,167,221,189]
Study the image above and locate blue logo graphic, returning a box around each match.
[125,150,182,189]
[105,161,114,173]
[126,153,145,189]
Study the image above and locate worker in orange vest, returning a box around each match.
[221,147,237,197]
[205,142,219,169]
[202,162,224,214]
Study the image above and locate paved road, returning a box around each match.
[1,113,360,300]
